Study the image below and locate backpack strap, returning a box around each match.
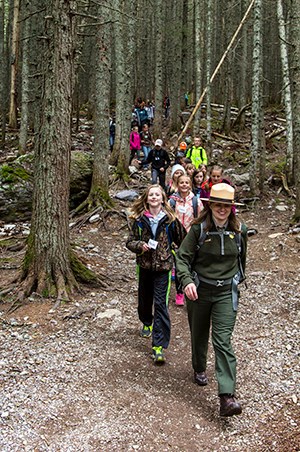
[169,198,176,210]
[192,196,198,218]
[170,196,198,218]
[197,220,207,249]
[137,218,174,247]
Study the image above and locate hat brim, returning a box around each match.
[199,197,244,206]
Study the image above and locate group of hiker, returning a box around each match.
[126,129,248,418]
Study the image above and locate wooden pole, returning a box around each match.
[178,0,256,144]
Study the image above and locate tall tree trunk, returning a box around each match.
[206,0,213,146]
[237,0,249,130]
[19,1,30,154]
[8,0,20,129]
[87,0,111,205]
[290,0,300,221]
[0,0,6,147]
[222,1,235,135]
[115,0,135,175]
[169,1,184,133]
[193,0,203,135]
[153,0,164,138]
[250,0,264,195]
[21,0,77,300]
[110,0,133,172]
[277,0,294,183]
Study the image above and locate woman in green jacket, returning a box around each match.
[176,183,247,417]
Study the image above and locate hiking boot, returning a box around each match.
[152,346,165,364]
[219,394,242,417]
[175,293,185,306]
[140,324,152,338]
[194,371,208,386]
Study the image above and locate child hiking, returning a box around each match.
[126,185,186,364]
[186,137,208,169]
[129,126,141,164]
[169,174,203,306]
[166,164,186,197]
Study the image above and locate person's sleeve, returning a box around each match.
[146,149,153,164]
[126,221,144,254]
[173,219,187,247]
[175,225,199,289]
[202,148,208,166]
[164,150,171,169]
[197,199,204,215]
[240,223,248,273]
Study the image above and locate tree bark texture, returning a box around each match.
[193,0,203,135]
[0,0,6,146]
[290,0,300,219]
[153,0,164,138]
[8,0,20,129]
[19,1,30,154]
[277,0,294,182]
[250,0,263,195]
[22,0,76,299]
[89,0,111,202]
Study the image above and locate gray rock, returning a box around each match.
[0,152,93,221]
[230,172,250,185]
[114,190,139,201]
[276,205,289,212]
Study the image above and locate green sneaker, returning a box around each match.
[152,346,165,364]
[140,324,152,338]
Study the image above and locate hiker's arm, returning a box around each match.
[184,283,198,301]
[241,224,248,273]
[126,222,146,254]
[165,151,171,169]
[202,148,208,166]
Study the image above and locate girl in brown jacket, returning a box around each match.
[126,184,185,364]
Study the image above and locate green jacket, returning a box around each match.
[176,222,247,289]
[186,146,208,168]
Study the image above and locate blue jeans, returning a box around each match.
[142,146,151,167]
[151,168,166,189]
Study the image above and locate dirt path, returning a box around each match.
[0,198,299,451]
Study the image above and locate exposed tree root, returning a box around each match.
[70,205,104,229]
[70,190,113,219]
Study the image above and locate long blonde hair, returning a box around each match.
[129,184,177,222]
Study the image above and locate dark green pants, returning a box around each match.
[186,284,237,395]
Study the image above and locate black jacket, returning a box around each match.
[146,148,171,171]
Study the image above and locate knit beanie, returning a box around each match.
[171,164,186,178]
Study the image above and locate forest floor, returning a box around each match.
[0,115,300,451]
[0,181,299,451]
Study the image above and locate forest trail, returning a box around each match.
[0,191,299,451]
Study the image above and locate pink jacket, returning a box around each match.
[130,131,141,150]
[169,191,203,232]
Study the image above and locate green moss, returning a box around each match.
[0,164,31,183]
[0,239,16,248]
[22,233,34,275]
[70,251,99,284]
[0,256,14,263]
[268,159,286,175]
